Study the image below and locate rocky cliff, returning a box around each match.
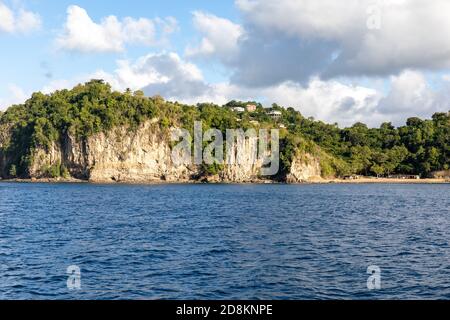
[286,153,323,183]
[1,120,323,183]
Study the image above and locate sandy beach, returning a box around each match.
[1,177,449,184]
[323,178,449,184]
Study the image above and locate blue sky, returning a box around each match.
[0,0,235,94]
[1,0,449,127]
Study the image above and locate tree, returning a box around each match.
[371,164,385,177]
[349,146,373,175]
[385,146,409,175]
[343,122,370,146]
[9,165,17,178]
[0,80,448,180]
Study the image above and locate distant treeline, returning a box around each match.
[0,80,448,178]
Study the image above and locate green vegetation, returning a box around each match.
[8,164,17,178]
[42,162,62,179]
[201,163,225,176]
[0,80,448,179]
[283,109,449,177]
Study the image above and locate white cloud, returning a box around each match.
[56,5,178,53]
[0,2,14,33]
[42,52,213,101]
[261,80,382,126]
[38,55,450,128]
[258,71,449,127]
[377,71,449,118]
[0,84,29,110]
[103,54,448,126]
[115,52,215,101]
[16,9,42,33]
[41,78,80,95]
[0,2,41,34]
[236,0,364,40]
[223,0,450,85]
[169,0,450,125]
[186,11,244,62]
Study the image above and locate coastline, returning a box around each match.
[0,177,448,185]
[324,178,449,184]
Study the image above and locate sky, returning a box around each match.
[0,0,449,127]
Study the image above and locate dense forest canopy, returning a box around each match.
[0,80,449,179]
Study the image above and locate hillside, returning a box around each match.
[0,80,448,182]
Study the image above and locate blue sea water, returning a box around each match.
[0,182,449,300]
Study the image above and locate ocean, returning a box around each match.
[0,182,449,299]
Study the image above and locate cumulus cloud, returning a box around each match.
[258,71,449,127]
[39,54,450,128]
[56,5,178,53]
[42,52,217,102]
[185,11,244,62]
[443,75,450,82]
[171,0,450,125]
[101,52,264,104]
[377,71,450,118]
[0,2,41,34]
[260,80,382,126]
[110,53,208,98]
[215,0,450,86]
[0,84,29,110]
[106,56,450,126]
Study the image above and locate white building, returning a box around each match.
[246,104,257,112]
[268,110,282,119]
[232,107,245,113]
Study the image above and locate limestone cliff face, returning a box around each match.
[0,123,13,177]
[30,121,196,183]
[285,154,322,183]
[219,134,265,183]
[4,120,325,183]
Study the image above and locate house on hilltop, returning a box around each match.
[232,107,245,113]
[246,104,257,112]
[268,110,282,120]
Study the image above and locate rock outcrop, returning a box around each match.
[286,154,322,183]
[1,120,325,183]
[29,121,196,183]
